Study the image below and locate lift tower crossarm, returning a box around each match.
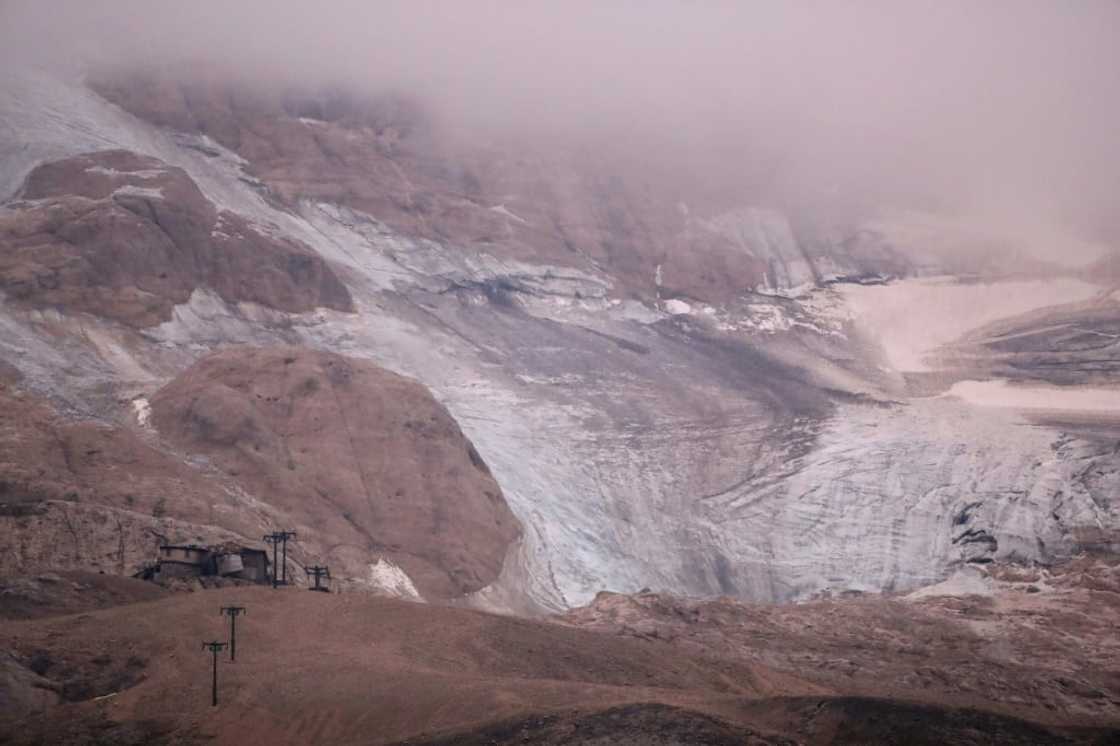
[201,641,228,706]
[264,531,298,587]
[306,565,331,592]
[219,606,246,661]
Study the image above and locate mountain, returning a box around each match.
[149,345,519,598]
[0,149,352,327]
[3,66,1117,613]
[0,65,1115,609]
[1,51,1120,744]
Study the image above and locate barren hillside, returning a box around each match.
[2,581,1117,745]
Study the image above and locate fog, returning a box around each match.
[3,0,1119,257]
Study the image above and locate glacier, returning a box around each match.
[1,68,1118,611]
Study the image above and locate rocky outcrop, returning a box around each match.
[0,653,59,716]
[561,568,1120,726]
[0,150,352,326]
[150,346,520,598]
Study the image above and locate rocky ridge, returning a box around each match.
[0,149,352,326]
[90,69,930,304]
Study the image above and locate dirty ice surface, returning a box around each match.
[840,276,1101,372]
[946,379,1120,412]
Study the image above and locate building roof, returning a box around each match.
[157,542,269,559]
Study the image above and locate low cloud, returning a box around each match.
[3,0,1118,255]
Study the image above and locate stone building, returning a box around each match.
[137,543,272,584]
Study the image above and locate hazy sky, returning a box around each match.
[3,0,1119,250]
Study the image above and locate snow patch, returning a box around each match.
[112,184,164,200]
[906,567,992,600]
[489,204,529,225]
[664,299,691,315]
[131,397,152,428]
[710,292,847,337]
[743,303,790,332]
[368,558,422,600]
[86,166,165,179]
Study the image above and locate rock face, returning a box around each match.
[0,374,262,577]
[89,71,915,304]
[0,150,352,326]
[150,346,520,598]
[561,564,1120,728]
[0,378,209,516]
[0,344,519,601]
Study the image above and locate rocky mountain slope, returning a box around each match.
[0,344,518,600]
[0,65,1118,614]
[88,69,919,304]
[1,149,351,327]
[150,346,518,598]
[562,559,1120,728]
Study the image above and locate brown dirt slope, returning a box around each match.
[0,149,352,326]
[150,345,520,598]
[0,587,807,745]
[396,698,1116,746]
[394,703,795,746]
[0,378,225,519]
[0,571,168,621]
[1,587,1113,746]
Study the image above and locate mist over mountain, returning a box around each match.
[2,2,1120,744]
[4,0,1120,255]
